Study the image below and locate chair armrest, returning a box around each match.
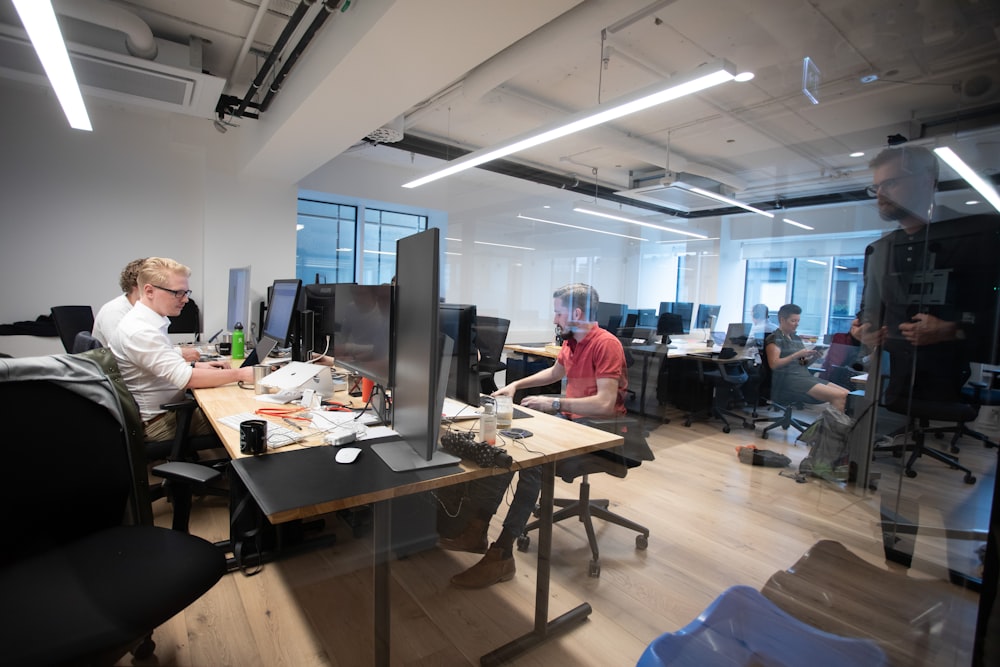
[160,398,198,412]
[152,461,222,485]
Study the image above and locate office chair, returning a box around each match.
[50,305,95,353]
[0,352,226,665]
[73,334,230,529]
[518,416,654,577]
[682,354,752,433]
[475,315,511,394]
[873,375,978,484]
[168,297,201,334]
[754,342,822,440]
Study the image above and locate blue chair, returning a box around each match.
[637,585,886,667]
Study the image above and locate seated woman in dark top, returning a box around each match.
[765,304,850,414]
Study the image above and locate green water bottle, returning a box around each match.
[232,322,245,360]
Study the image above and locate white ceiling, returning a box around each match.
[2,0,999,225]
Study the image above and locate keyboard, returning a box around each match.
[217,412,306,449]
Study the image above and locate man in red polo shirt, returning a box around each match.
[444,283,628,588]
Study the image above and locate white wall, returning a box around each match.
[0,82,297,354]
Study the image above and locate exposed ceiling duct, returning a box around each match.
[0,2,224,119]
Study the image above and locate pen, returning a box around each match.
[283,417,303,431]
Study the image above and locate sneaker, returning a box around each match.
[450,545,515,588]
[438,517,489,554]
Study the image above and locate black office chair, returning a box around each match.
[475,315,511,394]
[754,342,821,440]
[50,305,95,353]
[168,298,201,334]
[0,352,226,665]
[873,369,979,484]
[518,417,654,577]
[73,334,229,530]
[681,355,752,433]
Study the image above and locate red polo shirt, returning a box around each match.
[556,325,628,419]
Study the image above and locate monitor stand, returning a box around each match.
[371,441,460,472]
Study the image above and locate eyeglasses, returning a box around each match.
[152,284,192,299]
[866,175,914,198]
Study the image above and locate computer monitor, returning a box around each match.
[637,308,657,327]
[695,304,721,330]
[440,303,480,407]
[241,278,302,367]
[333,283,393,387]
[595,301,626,330]
[302,282,338,355]
[226,266,251,332]
[371,228,460,471]
[656,312,685,344]
[658,302,693,334]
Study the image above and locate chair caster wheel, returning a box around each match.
[964,474,976,484]
[132,635,155,660]
[905,469,917,478]
[684,420,692,427]
[950,446,960,454]
[722,426,731,434]
[589,560,601,577]
[636,534,648,550]
[761,431,769,440]
[516,534,530,552]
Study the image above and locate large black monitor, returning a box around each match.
[241,278,301,367]
[595,301,626,330]
[302,282,338,355]
[372,228,460,472]
[333,283,393,387]
[658,301,693,334]
[695,303,721,330]
[440,303,480,407]
[226,266,251,331]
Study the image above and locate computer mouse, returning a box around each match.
[335,446,362,464]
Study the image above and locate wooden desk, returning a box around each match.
[193,383,622,666]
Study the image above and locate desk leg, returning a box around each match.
[373,500,391,666]
[481,462,592,665]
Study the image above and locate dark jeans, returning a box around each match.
[474,467,542,539]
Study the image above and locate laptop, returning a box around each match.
[725,322,751,350]
[240,334,279,368]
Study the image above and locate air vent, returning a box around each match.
[0,23,225,119]
[616,173,731,212]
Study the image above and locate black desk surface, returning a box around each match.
[230,437,462,521]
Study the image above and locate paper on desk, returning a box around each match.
[309,410,382,429]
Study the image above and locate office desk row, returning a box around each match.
[193,382,623,666]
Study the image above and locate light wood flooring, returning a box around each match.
[120,405,997,666]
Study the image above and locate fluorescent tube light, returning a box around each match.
[474,241,535,251]
[934,147,1000,213]
[806,259,827,266]
[403,60,737,188]
[517,214,645,241]
[685,186,774,218]
[573,204,709,239]
[13,0,92,131]
[782,218,814,230]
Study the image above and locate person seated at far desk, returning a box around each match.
[765,304,849,414]
[93,257,200,362]
[109,257,254,441]
[442,282,628,588]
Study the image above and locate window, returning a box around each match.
[296,198,427,285]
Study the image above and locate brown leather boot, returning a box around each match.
[450,545,516,588]
[438,517,489,554]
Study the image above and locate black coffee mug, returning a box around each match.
[239,419,267,455]
[219,341,232,355]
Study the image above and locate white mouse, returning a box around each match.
[335,446,362,464]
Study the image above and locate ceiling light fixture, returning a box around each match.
[573,203,709,239]
[806,259,827,266]
[13,0,92,131]
[684,186,774,218]
[474,240,535,251]
[402,60,737,188]
[933,147,1000,213]
[782,218,814,230]
[517,214,645,241]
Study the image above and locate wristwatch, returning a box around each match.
[552,397,562,413]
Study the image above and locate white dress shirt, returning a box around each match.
[92,293,131,345]
[109,301,193,421]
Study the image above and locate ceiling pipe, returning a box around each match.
[232,0,315,120]
[226,0,272,92]
[52,0,156,59]
[259,0,342,112]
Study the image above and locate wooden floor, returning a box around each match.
[121,405,996,666]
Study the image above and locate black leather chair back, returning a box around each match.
[50,305,95,353]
